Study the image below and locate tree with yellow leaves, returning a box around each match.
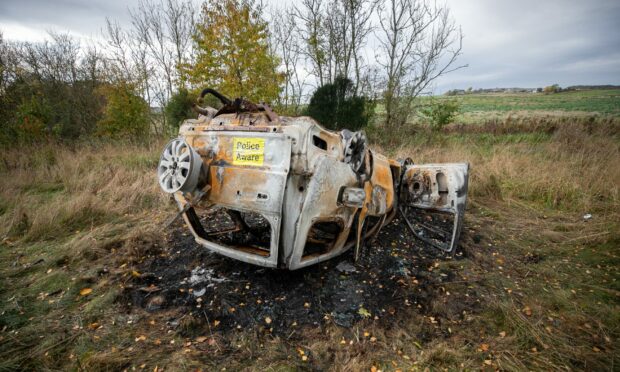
[188,0,283,103]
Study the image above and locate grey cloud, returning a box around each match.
[435,0,620,90]
[1,0,618,92]
[0,0,133,39]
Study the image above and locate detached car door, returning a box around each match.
[399,163,469,254]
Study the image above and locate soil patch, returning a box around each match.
[125,215,481,339]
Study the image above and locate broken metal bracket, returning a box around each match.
[399,206,452,253]
[165,186,210,228]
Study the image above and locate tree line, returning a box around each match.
[0,0,463,143]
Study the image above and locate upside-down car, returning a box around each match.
[157,89,469,270]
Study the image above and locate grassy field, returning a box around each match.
[1,90,619,371]
[373,88,620,125]
[452,89,620,116]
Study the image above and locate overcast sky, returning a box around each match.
[1,0,619,93]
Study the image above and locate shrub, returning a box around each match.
[543,84,561,94]
[420,98,460,131]
[305,76,374,131]
[96,82,150,140]
[1,77,104,143]
[165,88,196,129]
[14,95,51,141]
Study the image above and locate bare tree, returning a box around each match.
[293,0,376,96]
[129,2,174,100]
[270,8,306,113]
[103,14,164,134]
[103,18,133,82]
[129,30,153,106]
[0,32,20,93]
[344,0,376,94]
[376,0,464,130]
[323,0,347,83]
[163,0,195,86]
[127,0,195,95]
[294,0,327,87]
[81,44,103,84]
[104,0,196,133]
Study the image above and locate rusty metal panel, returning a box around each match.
[367,151,395,215]
[180,132,291,268]
[285,157,359,269]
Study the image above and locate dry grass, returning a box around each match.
[0,114,619,371]
[0,141,168,241]
[373,115,620,212]
[0,141,171,370]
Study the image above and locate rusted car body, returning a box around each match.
[158,89,469,270]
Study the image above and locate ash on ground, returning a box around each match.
[125,215,480,339]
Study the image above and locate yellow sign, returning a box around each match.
[233,137,265,166]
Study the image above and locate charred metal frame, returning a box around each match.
[157,89,470,270]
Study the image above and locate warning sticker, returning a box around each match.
[232,137,265,166]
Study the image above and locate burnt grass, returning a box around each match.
[124,215,482,343]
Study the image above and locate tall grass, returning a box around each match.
[370,114,620,213]
[0,141,168,242]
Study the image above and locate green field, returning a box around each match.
[450,89,620,116]
[444,89,620,126]
[373,89,620,129]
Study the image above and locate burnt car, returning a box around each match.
[157,88,469,270]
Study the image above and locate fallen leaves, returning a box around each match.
[522,306,532,316]
[79,288,92,296]
[139,285,161,293]
[135,335,147,342]
[480,343,489,352]
[358,307,371,318]
[297,348,308,362]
